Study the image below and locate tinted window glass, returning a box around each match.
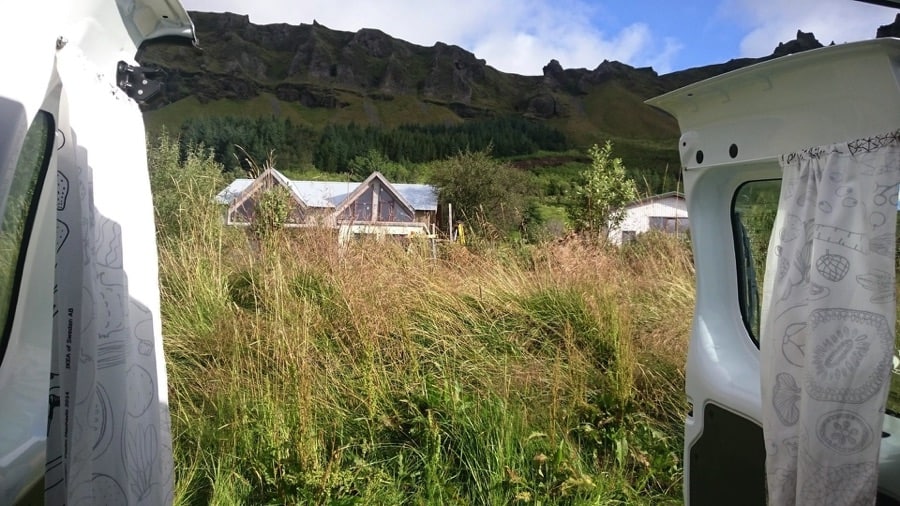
[732,180,780,342]
[378,187,412,222]
[0,111,54,362]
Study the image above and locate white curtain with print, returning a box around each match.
[761,130,900,505]
[44,48,173,504]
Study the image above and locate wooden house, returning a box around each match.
[216,169,438,239]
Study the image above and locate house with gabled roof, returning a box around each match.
[216,169,438,239]
[225,167,309,225]
[609,191,688,244]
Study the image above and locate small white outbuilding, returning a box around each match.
[608,191,688,244]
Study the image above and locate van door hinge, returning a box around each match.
[116,61,165,103]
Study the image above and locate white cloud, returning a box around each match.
[722,0,896,58]
[181,0,683,75]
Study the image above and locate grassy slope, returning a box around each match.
[144,92,465,135]
[548,82,678,144]
[145,79,678,142]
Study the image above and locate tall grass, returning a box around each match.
[152,140,695,505]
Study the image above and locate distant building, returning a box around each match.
[609,191,688,244]
[216,169,438,240]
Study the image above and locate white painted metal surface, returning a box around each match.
[649,39,900,171]
[0,0,193,502]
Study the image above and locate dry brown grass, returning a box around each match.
[161,205,695,503]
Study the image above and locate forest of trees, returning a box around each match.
[178,116,318,174]
[177,115,569,176]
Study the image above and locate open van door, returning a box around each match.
[647,38,900,505]
[0,1,194,503]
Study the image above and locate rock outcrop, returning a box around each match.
[876,14,900,39]
[138,11,888,128]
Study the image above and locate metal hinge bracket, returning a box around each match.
[116,61,165,103]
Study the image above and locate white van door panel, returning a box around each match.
[0,0,193,502]
[648,38,900,505]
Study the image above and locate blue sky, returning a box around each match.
[181,0,898,75]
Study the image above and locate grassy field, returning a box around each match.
[152,141,694,504]
[144,92,467,136]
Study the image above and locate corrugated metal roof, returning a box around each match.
[215,179,252,204]
[624,191,685,208]
[290,181,358,208]
[217,176,438,211]
[393,183,438,211]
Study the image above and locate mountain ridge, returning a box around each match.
[139,11,851,110]
[138,11,900,175]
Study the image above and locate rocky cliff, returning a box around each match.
[138,12,900,144]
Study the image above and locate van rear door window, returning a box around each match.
[732,180,780,343]
[0,111,54,365]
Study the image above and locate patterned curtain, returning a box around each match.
[45,47,173,505]
[760,130,900,505]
